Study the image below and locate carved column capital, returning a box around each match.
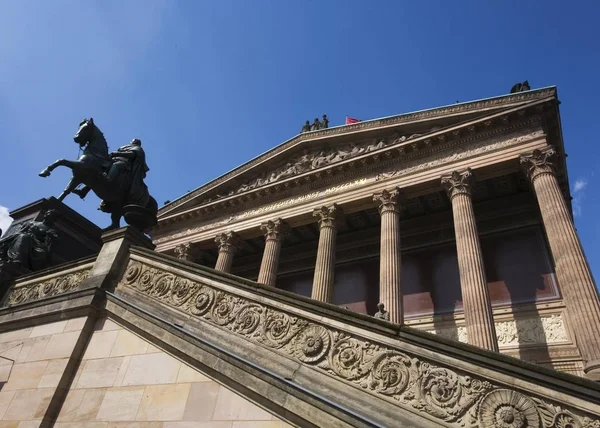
[520,147,557,182]
[373,188,402,215]
[313,204,342,229]
[174,242,197,261]
[260,219,290,242]
[441,168,475,200]
[215,231,242,254]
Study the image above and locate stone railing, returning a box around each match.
[117,251,600,428]
[1,259,94,307]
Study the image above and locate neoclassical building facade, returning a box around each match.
[1,86,599,427]
[154,86,600,380]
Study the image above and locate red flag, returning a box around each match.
[345,116,361,125]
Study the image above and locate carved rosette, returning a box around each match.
[479,389,540,428]
[373,188,402,215]
[118,259,600,428]
[3,268,91,307]
[313,204,342,229]
[214,231,242,254]
[260,218,289,242]
[441,168,475,200]
[519,147,557,182]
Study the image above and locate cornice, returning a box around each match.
[153,99,553,238]
[158,87,556,218]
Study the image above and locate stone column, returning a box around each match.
[258,219,289,287]
[373,188,403,324]
[442,169,498,352]
[311,204,342,302]
[521,147,600,380]
[214,231,241,273]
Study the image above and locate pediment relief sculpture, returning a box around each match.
[203,129,435,204]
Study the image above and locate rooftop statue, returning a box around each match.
[373,302,390,321]
[39,118,157,231]
[510,80,531,93]
[0,209,59,272]
[301,120,311,133]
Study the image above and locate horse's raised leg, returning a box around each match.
[57,176,82,202]
[39,159,80,177]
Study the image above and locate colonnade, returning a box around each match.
[176,147,600,378]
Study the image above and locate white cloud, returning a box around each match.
[574,179,587,193]
[0,206,13,236]
[572,178,588,217]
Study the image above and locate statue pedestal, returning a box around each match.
[4,197,102,266]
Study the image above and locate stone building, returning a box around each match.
[0,86,598,427]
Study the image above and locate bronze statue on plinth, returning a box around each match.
[38,118,158,232]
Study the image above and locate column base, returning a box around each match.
[583,359,600,382]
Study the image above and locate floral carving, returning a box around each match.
[479,389,539,428]
[118,259,600,427]
[520,147,557,182]
[441,168,475,199]
[260,218,289,242]
[373,188,402,215]
[293,325,330,363]
[313,204,342,229]
[3,267,91,307]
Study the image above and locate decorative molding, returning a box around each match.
[159,88,555,217]
[154,178,369,245]
[119,259,599,427]
[520,147,557,182]
[2,267,91,307]
[441,169,475,200]
[376,129,545,182]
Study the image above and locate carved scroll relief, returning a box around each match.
[118,259,600,427]
[2,265,91,307]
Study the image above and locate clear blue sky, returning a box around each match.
[0,1,598,281]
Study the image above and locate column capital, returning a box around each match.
[520,147,557,182]
[174,242,197,261]
[260,218,290,241]
[313,204,342,229]
[373,188,402,215]
[215,231,242,253]
[441,168,475,200]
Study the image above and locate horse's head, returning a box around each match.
[73,118,96,146]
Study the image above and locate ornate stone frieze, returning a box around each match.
[495,315,568,347]
[160,88,555,215]
[118,259,599,427]
[520,147,557,182]
[313,204,342,229]
[424,314,569,348]
[376,130,545,182]
[373,188,402,215]
[428,326,468,343]
[260,219,289,242]
[441,169,475,199]
[154,178,369,245]
[2,267,91,307]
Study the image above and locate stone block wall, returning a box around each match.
[56,318,289,428]
[0,317,293,428]
[0,317,88,428]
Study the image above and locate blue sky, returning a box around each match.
[0,1,598,280]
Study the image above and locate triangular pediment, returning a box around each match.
[159,87,556,219]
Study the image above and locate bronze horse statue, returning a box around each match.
[39,118,157,231]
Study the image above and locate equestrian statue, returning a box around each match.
[39,118,158,232]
